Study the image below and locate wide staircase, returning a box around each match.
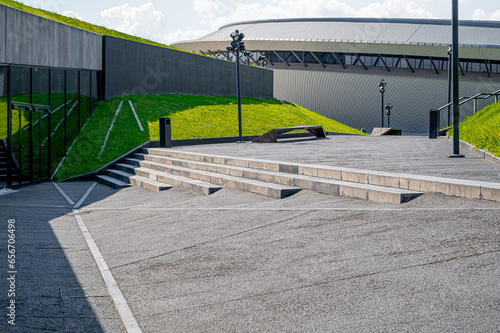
[97,148,428,204]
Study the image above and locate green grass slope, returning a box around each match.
[452,101,500,157]
[0,0,177,50]
[55,94,365,179]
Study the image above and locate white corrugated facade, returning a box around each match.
[173,18,500,133]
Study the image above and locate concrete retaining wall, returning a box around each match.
[103,36,274,100]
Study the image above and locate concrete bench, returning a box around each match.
[252,125,326,143]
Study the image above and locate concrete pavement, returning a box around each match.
[0,135,499,332]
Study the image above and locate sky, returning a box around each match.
[20,0,500,45]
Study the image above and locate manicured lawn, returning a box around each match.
[54,94,365,179]
[452,101,500,157]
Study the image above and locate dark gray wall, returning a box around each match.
[103,36,273,100]
[0,4,102,70]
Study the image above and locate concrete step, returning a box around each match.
[96,175,132,189]
[106,169,173,192]
[132,159,301,199]
[0,174,19,181]
[135,167,222,195]
[137,153,420,204]
[117,162,221,195]
[144,148,500,203]
[130,175,173,192]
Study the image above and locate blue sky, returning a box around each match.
[21,0,500,44]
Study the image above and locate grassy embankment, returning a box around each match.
[449,101,500,157]
[53,94,365,179]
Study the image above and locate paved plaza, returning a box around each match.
[0,135,499,332]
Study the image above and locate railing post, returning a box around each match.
[6,65,12,188]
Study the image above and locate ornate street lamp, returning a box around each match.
[378,79,387,127]
[227,30,246,142]
[385,104,392,128]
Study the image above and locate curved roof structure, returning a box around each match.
[173,18,500,60]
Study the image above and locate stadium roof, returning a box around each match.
[172,18,500,60]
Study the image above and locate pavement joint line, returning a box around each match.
[128,100,144,131]
[74,182,97,209]
[111,210,313,270]
[98,101,123,159]
[73,209,142,333]
[52,182,75,205]
[77,207,500,212]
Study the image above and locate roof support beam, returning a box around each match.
[484,60,491,78]
[429,57,439,75]
[310,52,326,68]
[331,52,346,69]
[354,54,368,70]
[403,55,415,73]
[230,50,245,65]
[459,62,465,76]
[377,54,391,72]
[272,50,290,66]
[206,50,218,58]
[291,51,307,67]
[217,49,231,61]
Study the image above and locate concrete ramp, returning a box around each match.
[371,127,402,136]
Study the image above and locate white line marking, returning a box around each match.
[128,101,144,131]
[51,104,96,180]
[74,210,142,333]
[52,182,75,205]
[53,183,142,332]
[98,101,123,159]
[74,182,97,209]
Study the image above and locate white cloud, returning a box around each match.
[165,29,210,44]
[355,0,436,18]
[100,2,167,41]
[193,0,437,31]
[472,8,500,20]
[62,10,82,20]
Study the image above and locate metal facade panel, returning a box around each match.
[0,5,5,63]
[104,36,273,100]
[2,4,102,69]
[274,69,500,133]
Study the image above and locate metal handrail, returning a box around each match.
[436,88,500,112]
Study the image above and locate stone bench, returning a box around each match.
[252,125,326,143]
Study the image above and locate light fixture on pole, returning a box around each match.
[379,79,386,127]
[227,30,246,142]
[385,104,392,128]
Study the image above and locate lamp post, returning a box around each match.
[447,45,452,126]
[379,79,386,127]
[385,104,392,128]
[450,0,464,157]
[227,30,246,142]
